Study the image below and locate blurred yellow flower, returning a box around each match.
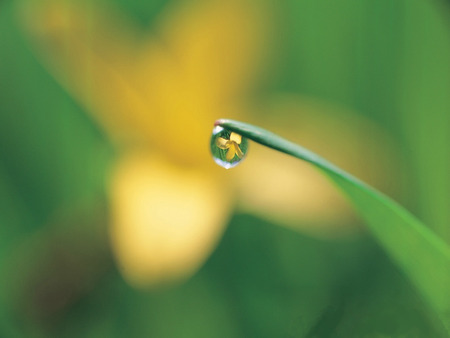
[20,0,400,287]
[21,0,269,287]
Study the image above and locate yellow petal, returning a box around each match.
[236,145,354,233]
[229,132,242,144]
[110,153,232,287]
[234,144,245,159]
[134,0,270,165]
[20,0,147,143]
[226,145,236,161]
[216,137,231,150]
[236,95,401,236]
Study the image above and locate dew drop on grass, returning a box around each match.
[210,126,249,169]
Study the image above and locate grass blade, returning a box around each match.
[216,119,450,326]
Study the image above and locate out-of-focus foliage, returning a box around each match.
[0,0,449,337]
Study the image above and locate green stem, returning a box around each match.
[216,119,450,327]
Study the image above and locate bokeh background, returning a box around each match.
[1,0,450,336]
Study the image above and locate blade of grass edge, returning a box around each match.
[216,119,450,328]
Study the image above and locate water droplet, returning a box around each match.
[210,126,249,169]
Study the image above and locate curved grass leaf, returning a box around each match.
[216,119,450,328]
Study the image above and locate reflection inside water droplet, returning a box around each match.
[210,126,249,169]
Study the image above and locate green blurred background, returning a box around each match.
[1,0,450,337]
